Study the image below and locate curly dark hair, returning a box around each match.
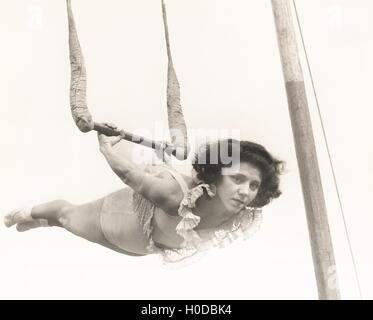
[192,139,284,208]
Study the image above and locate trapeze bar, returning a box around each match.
[93,122,180,158]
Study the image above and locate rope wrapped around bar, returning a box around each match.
[67,0,94,132]
[162,0,189,160]
[65,0,189,160]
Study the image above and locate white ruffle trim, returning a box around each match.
[160,182,263,265]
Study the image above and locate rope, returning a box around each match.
[66,0,94,132]
[292,0,364,300]
[161,0,190,160]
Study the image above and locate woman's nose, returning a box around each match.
[238,186,250,197]
[238,184,256,199]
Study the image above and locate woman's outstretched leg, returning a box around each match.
[5,197,146,256]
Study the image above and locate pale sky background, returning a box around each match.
[0,0,372,300]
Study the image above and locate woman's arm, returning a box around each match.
[98,129,182,211]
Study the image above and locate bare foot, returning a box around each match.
[4,207,33,228]
[16,219,49,232]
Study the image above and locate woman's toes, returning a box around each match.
[4,210,18,227]
[16,219,49,232]
[4,207,34,228]
[16,221,36,232]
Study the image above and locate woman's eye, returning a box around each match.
[250,182,260,191]
[232,175,242,183]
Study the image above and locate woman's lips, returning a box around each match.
[232,199,245,206]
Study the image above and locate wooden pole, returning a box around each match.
[271,0,340,299]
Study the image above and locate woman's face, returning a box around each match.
[215,161,262,215]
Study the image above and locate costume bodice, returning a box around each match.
[132,164,263,265]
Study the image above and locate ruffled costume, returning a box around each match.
[132,164,263,265]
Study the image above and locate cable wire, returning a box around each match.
[292,0,364,300]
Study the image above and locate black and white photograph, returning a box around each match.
[0,0,372,301]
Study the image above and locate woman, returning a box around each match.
[4,127,283,263]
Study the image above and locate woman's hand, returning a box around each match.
[97,122,125,151]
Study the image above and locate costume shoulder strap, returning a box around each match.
[162,167,189,195]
